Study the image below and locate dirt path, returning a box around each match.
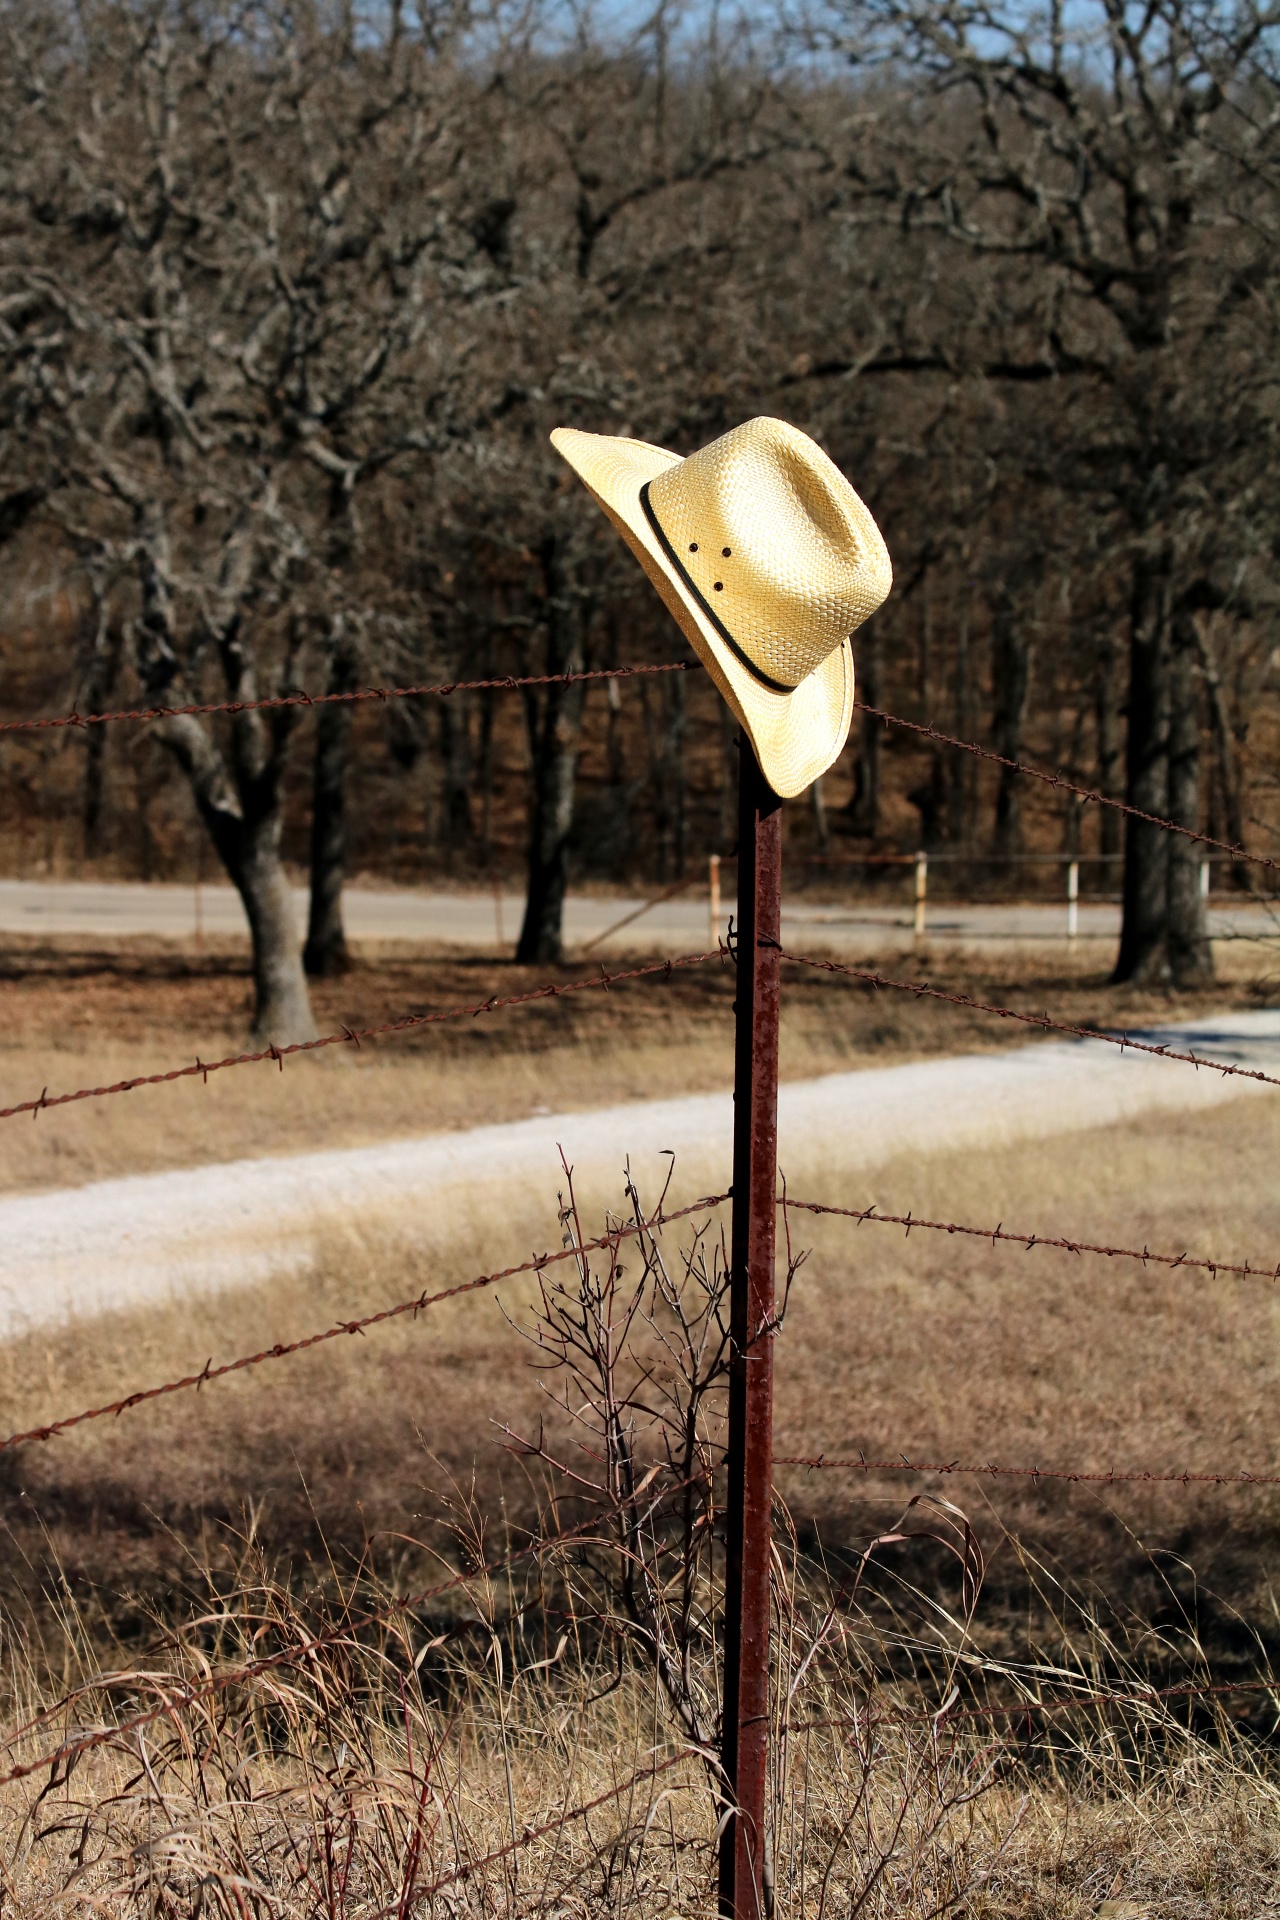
[1,1008,1276,1338]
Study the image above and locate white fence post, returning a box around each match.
[914,851,927,943]
[709,852,722,950]
[1200,859,1211,902]
[1067,860,1079,941]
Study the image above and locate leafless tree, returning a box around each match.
[0,0,517,1034]
[798,0,1280,979]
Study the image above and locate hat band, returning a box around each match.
[639,481,794,696]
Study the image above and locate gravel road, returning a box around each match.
[0,1007,1276,1339]
[2,875,1275,955]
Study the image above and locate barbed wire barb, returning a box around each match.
[0,1194,729,1456]
[775,1449,1280,1487]
[0,950,723,1123]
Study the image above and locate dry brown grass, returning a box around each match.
[2,938,1279,1913]
[1,1169,1279,1918]
[1,1079,1277,1649]
[3,1567,1277,1920]
[4,1516,1277,1919]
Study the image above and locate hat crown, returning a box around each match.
[646,416,890,690]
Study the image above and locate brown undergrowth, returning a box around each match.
[2,1090,1279,1643]
[1,1172,1278,1916]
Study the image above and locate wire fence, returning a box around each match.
[3,661,1275,876]
[1,950,725,1122]
[5,1182,1272,1475]
[4,931,1274,1130]
[0,1193,729,1454]
[774,1451,1280,1488]
[781,1195,1280,1284]
[0,661,698,737]
[1,656,1278,1876]
[774,946,1280,1090]
[851,697,1280,877]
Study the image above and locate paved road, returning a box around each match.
[0,877,1275,955]
[0,1008,1275,1338]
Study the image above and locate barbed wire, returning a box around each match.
[11,932,1271,1131]
[774,1450,1280,1488]
[3,1474,1269,1793]
[775,946,1280,1091]
[0,949,723,1123]
[854,699,1279,878]
[0,1192,729,1455]
[0,1467,708,1786]
[0,662,698,738]
[783,1194,1280,1285]
[6,1173,1269,1460]
[5,663,1273,882]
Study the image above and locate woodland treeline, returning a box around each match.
[1,0,1277,1040]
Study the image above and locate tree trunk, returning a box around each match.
[167,718,317,1044]
[1113,556,1172,985]
[133,530,317,1045]
[946,599,975,846]
[233,814,317,1043]
[991,588,1033,859]
[304,626,359,978]
[810,774,830,852]
[1094,634,1125,861]
[478,687,496,863]
[516,539,588,966]
[846,624,881,836]
[1195,620,1250,888]
[439,693,473,854]
[1167,605,1214,986]
[81,611,124,862]
[642,668,687,881]
[718,700,737,851]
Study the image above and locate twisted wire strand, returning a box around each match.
[776,946,1280,1091]
[6,1177,1271,1461]
[854,698,1279,877]
[0,662,697,737]
[783,1194,1280,1284]
[4,662,1273,876]
[792,1672,1280,1737]
[0,1192,729,1455]
[1,950,724,1122]
[774,1451,1280,1488]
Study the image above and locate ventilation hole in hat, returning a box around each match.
[722,547,732,557]
[689,543,698,552]
[714,582,724,592]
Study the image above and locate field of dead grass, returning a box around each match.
[3,1086,1280,1916]
[1,1073,1276,1649]
[1,934,1279,1914]
[3,1558,1277,1920]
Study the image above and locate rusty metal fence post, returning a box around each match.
[719,736,782,1920]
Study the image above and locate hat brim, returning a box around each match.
[551,428,854,801]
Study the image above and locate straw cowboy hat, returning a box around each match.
[550,416,892,799]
